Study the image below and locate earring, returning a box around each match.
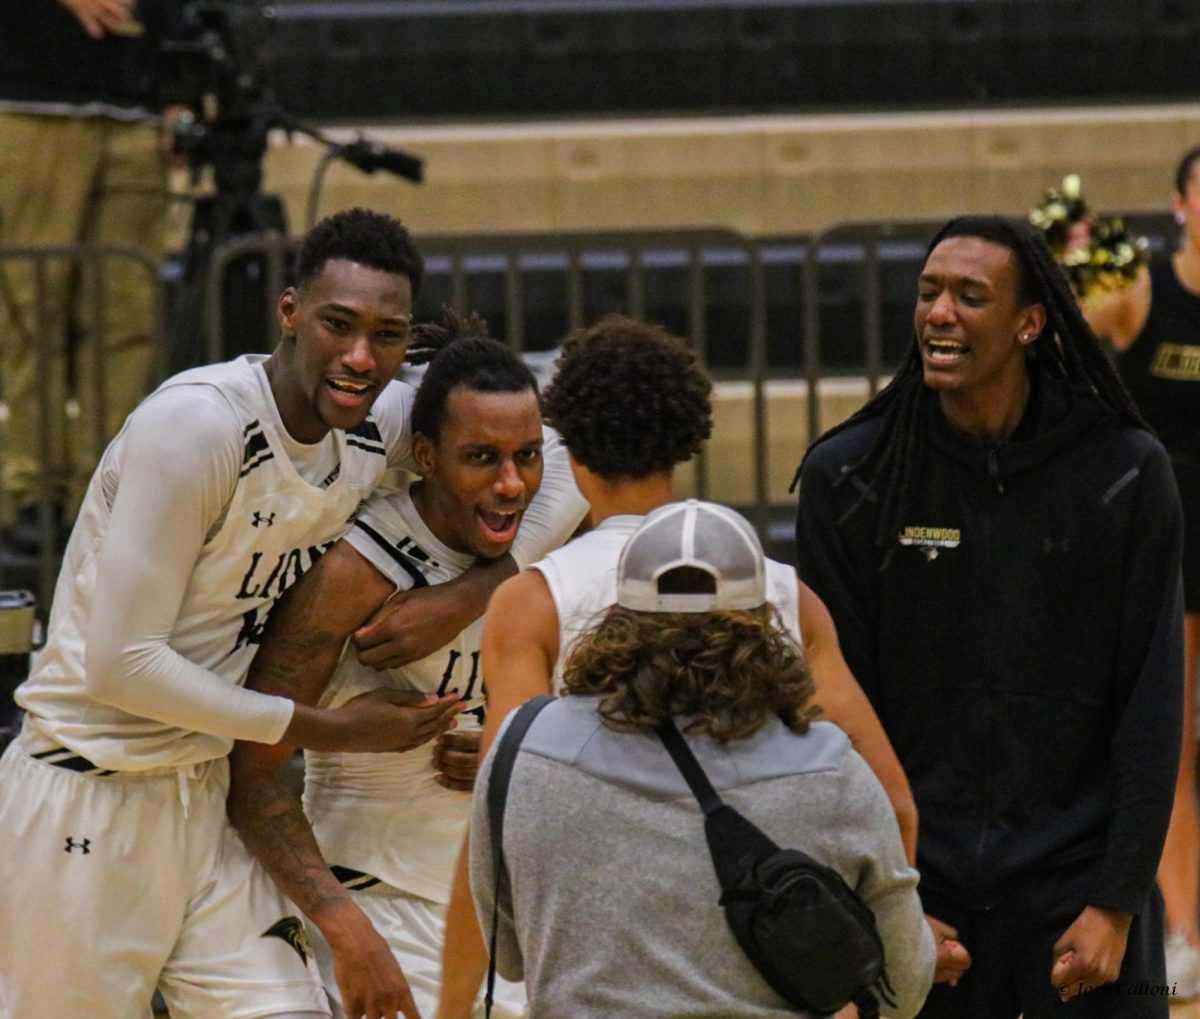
[1177,212,1187,226]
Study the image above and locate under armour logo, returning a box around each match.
[64,836,91,854]
[252,511,276,528]
[261,917,311,965]
[1043,536,1070,554]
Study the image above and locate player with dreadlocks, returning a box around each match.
[794,215,1183,1018]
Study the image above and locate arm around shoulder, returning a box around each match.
[250,538,464,753]
[228,538,437,1019]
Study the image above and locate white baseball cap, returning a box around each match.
[616,499,766,613]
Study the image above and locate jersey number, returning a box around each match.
[437,650,485,724]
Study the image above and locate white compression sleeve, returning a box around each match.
[376,377,418,473]
[83,389,294,744]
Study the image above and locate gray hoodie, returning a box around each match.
[471,697,935,1018]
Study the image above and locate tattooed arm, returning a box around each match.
[228,539,460,1019]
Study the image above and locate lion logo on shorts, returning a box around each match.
[261,916,311,965]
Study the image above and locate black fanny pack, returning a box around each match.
[657,718,895,1017]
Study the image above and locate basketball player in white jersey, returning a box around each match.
[437,315,919,1019]
[228,317,541,1019]
[0,210,584,1019]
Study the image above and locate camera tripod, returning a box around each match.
[167,104,287,373]
[168,110,422,373]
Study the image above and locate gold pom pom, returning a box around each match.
[1029,174,1149,300]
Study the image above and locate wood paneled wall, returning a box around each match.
[262,103,1200,236]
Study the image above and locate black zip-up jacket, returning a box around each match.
[795,368,1183,916]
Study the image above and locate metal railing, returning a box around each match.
[204,227,787,526]
[1,209,1180,601]
[0,244,167,606]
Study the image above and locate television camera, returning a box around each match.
[158,0,423,366]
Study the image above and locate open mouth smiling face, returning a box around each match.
[915,236,1039,398]
[922,337,969,365]
[275,258,414,442]
[324,375,376,410]
[413,387,546,561]
[476,507,522,545]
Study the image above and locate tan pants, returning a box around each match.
[0,111,166,521]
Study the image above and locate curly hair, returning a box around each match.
[561,604,817,743]
[409,308,538,440]
[295,207,424,296]
[541,314,712,480]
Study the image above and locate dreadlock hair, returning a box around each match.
[409,308,538,441]
[1176,144,1200,198]
[794,214,1149,547]
[406,306,488,367]
[294,207,424,296]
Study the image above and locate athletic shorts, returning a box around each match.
[308,880,527,1019]
[0,730,330,1019]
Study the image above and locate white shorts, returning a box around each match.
[309,882,526,1019]
[0,732,330,1019]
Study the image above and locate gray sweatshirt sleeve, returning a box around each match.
[837,749,935,1019]
[469,739,525,982]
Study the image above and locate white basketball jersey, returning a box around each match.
[19,356,404,770]
[534,512,802,689]
[303,482,485,904]
[531,514,642,688]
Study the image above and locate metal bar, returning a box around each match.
[146,255,169,388]
[504,252,525,354]
[0,244,168,602]
[802,235,822,446]
[566,251,584,331]
[748,246,768,533]
[88,253,110,472]
[449,253,469,314]
[205,247,228,366]
[32,257,56,609]
[863,231,883,396]
[206,234,294,362]
[264,233,288,350]
[628,248,644,320]
[687,246,709,500]
[282,0,1047,20]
